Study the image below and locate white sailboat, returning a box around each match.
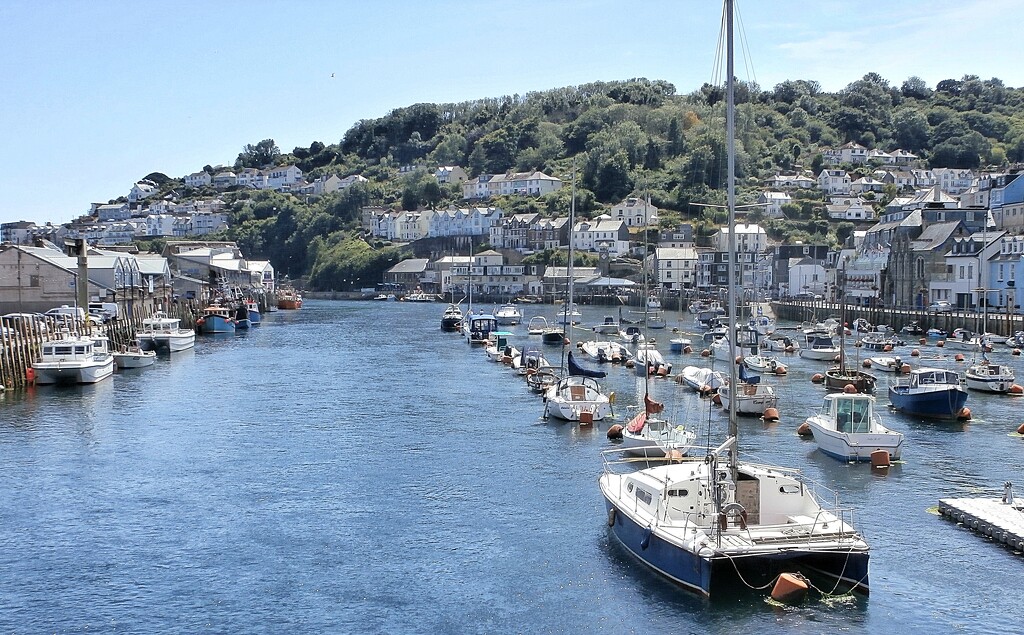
[965,233,1015,393]
[600,2,870,597]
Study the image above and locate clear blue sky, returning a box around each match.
[2,0,1022,226]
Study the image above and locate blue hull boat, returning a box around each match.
[888,367,968,419]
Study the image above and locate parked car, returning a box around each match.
[1,312,49,335]
[928,300,954,313]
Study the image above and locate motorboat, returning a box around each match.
[760,333,799,352]
[462,312,498,346]
[618,394,696,458]
[484,331,519,363]
[669,334,693,353]
[527,316,549,335]
[136,311,196,352]
[113,343,157,369]
[943,328,991,352]
[748,314,775,336]
[866,356,908,374]
[554,302,582,325]
[579,340,632,364]
[405,288,435,302]
[619,325,645,344]
[901,321,924,336]
[494,303,523,326]
[634,343,672,377]
[800,332,840,361]
[543,352,613,423]
[964,358,1016,393]
[1006,331,1024,348]
[824,364,877,394]
[196,305,235,334]
[646,294,662,310]
[33,331,115,385]
[513,345,553,376]
[676,365,725,394]
[541,324,567,346]
[277,288,302,309]
[440,304,463,332]
[593,315,620,335]
[742,354,784,373]
[710,324,759,363]
[717,365,778,416]
[804,390,904,462]
[858,333,903,352]
[645,311,667,329]
[888,367,968,419]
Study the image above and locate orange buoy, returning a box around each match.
[883,344,893,352]
[796,422,812,436]
[771,572,809,604]
[701,349,711,357]
[763,407,779,421]
[862,359,872,368]
[712,394,722,406]
[26,367,36,383]
[563,337,571,346]
[1010,384,1024,395]
[811,373,824,384]
[919,338,927,345]
[937,340,945,347]
[735,355,743,365]
[606,424,624,439]
[664,448,684,461]
[911,348,920,357]
[958,407,972,420]
[954,353,965,362]
[900,364,912,374]
[870,449,891,469]
[785,345,795,353]
[657,366,669,377]
[1015,349,1022,356]
[625,359,635,368]
[1017,423,1024,434]
[844,384,858,394]
[774,365,787,375]
[683,345,693,354]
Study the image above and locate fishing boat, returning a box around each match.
[244,298,262,325]
[888,367,968,419]
[858,333,903,352]
[544,352,613,423]
[136,311,196,352]
[944,328,990,352]
[196,305,235,334]
[804,390,904,462]
[964,357,1016,393]
[440,304,463,332]
[601,5,870,597]
[233,303,251,330]
[494,303,523,326]
[33,331,115,385]
[405,288,434,302]
[113,343,157,369]
[277,287,302,310]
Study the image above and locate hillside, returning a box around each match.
[184,74,1024,289]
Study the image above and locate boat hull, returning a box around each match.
[888,386,968,419]
[806,420,904,462]
[198,315,235,334]
[114,351,157,369]
[440,318,461,332]
[34,359,114,385]
[137,332,196,352]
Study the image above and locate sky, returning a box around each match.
[2,0,1023,226]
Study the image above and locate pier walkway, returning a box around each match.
[938,483,1024,552]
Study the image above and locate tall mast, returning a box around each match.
[726,0,739,476]
[562,158,577,368]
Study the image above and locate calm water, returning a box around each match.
[0,300,1019,633]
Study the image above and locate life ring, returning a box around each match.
[607,507,616,527]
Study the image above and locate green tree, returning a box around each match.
[235,139,281,169]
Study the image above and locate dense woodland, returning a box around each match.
[141,74,1024,291]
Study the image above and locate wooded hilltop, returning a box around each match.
[137,74,1024,290]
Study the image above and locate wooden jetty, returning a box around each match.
[938,483,1024,552]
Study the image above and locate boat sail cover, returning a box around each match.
[568,351,606,378]
[738,364,760,384]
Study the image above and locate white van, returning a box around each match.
[88,302,119,320]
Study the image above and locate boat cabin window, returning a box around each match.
[634,487,653,506]
[836,397,870,433]
[74,346,87,354]
[43,346,54,355]
[55,346,73,355]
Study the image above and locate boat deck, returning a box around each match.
[938,489,1024,552]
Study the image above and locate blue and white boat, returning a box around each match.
[246,299,262,325]
[888,367,968,419]
[196,305,235,334]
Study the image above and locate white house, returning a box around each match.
[933,168,975,195]
[824,142,869,165]
[266,165,303,190]
[654,247,697,290]
[435,166,468,184]
[213,171,237,188]
[817,169,851,195]
[185,171,212,188]
[571,218,630,256]
[235,168,264,189]
[850,176,885,194]
[756,191,791,218]
[713,223,767,253]
[129,181,158,203]
[787,257,826,297]
[826,197,876,221]
[766,173,816,189]
[610,197,657,227]
[462,171,562,199]
[94,203,130,221]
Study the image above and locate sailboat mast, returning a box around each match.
[562,159,577,368]
[725,0,739,476]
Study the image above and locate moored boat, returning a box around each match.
[888,367,968,419]
[441,304,463,332]
[494,303,523,326]
[277,288,303,310]
[804,390,904,462]
[33,331,115,385]
[113,344,157,369]
[136,312,196,352]
[964,359,1015,393]
[196,305,235,334]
